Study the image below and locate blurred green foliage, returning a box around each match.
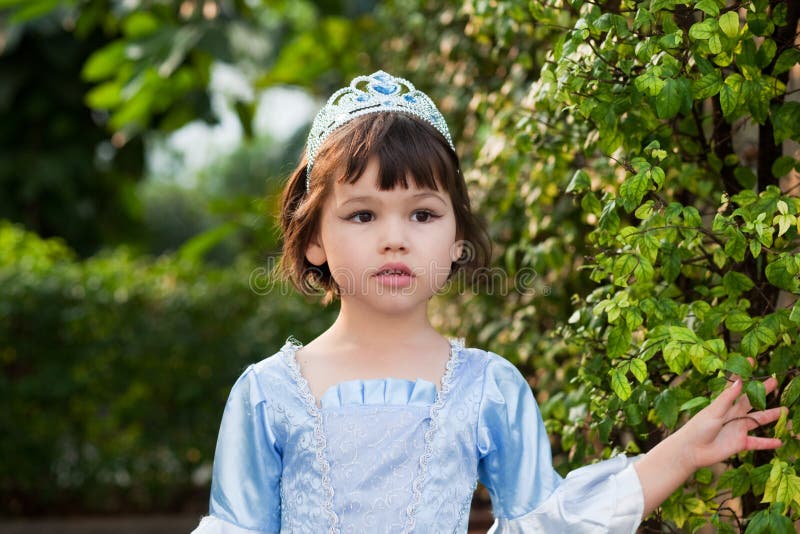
[0,221,336,514]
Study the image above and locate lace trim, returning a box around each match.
[281,336,464,534]
[403,338,463,534]
[280,336,341,534]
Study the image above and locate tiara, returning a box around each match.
[305,70,455,189]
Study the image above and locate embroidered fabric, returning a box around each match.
[194,341,644,534]
[280,338,463,534]
[403,338,462,533]
[280,337,340,534]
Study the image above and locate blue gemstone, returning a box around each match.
[404,95,416,103]
[356,95,369,101]
[372,83,397,95]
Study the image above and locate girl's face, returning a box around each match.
[305,157,461,315]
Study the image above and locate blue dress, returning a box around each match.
[192,339,644,533]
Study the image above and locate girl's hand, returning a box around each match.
[635,374,785,517]
[680,376,784,471]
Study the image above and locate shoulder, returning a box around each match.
[458,345,526,383]
[227,341,297,407]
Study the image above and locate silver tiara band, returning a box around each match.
[305,71,455,190]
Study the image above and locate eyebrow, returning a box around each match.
[340,192,447,207]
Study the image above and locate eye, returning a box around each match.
[346,211,374,223]
[411,210,440,223]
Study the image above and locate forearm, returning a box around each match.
[633,429,695,518]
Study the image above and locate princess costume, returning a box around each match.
[192,339,643,533]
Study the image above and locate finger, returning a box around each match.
[733,407,786,430]
[709,379,743,417]
[755,406,787,426]
[763,375,779,396]
[744,436,783,451]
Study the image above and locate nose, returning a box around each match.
[379,217,408,253]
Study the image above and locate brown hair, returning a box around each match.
[278,112,491,303]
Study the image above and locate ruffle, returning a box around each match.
[319,377,438,408]
[487,454,643,533]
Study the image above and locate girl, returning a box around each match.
[192,71,784,533]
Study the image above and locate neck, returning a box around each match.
[323,298,442,350]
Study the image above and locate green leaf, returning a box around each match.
[719,466,751,497]
[756,39,777,68]
[774,48,800,76]
[635,68,665,97]
[773,213,794,237]
[655,389,679,428]
[718,11,740,38]
[86,81,124,110]
[726,310,753,332]
[741,330,760,358]
[763,461,800,509]
[724,232,746,262]
[649,166,666,188]
[766,255,800,292]
[656,78,682,119]
[692,72,723,99]
[82,42,127,82]
[694,0,721,16]
[612,254,638,287]
[619,172,651,210]
[610,368,633,400]
[680,396,710,412]
[772,156,797,178]
[722,271,754,296]
[668,326,701,344]
[661,244,681,282]
[781,376,800,407]
[634,200,654,220]
[745,380,766,411]
[122,11,161,38]
[689,19,717,40]
[720,73,743,120]
[599,200,620,234]
[695,467,713,484]
[772,102,800,144]
[664,340,690,374]
[724,354,753,378]
[581,191,602,215]
[745,505,796,534]
[629,359,647,383]
[566,169,591,193]
[607,324,632,357]
[790,301,800,324]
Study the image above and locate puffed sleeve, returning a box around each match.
[477,357,644,533]
[192,366,282,534]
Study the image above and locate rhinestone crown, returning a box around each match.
[305,71,455,188]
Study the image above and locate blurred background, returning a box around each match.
[2,0,798,532]
[1,0,563,529]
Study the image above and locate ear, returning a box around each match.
[305,231,327,266]
[449,238,464,263]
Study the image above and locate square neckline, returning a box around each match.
[279,336,464,410]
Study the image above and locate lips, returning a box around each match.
[374,262,413,276]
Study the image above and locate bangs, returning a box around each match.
[311,113,458,192]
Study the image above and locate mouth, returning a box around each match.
[374,263,413,277]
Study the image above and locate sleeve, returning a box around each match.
[477,357,644,534]
[191,366,282,534]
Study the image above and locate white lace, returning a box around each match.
[281,336,340,534]
[280,336,463,534]
[403,338,463,533]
